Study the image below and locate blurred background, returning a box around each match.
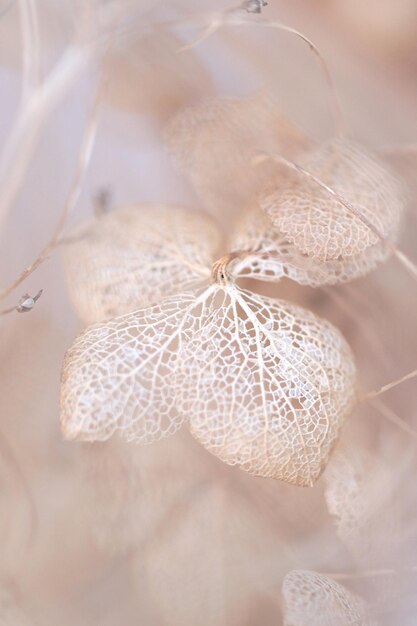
[0,1,416,624]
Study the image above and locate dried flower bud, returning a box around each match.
[16,290,43,314]
[244,0,268,14]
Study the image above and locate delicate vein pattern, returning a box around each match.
[61,281,356,485]
[324,447,398,559]
[63,204,222,324]
[177,285,356,486]
[282,570,378,626]
[61,293,202,443]
[229,207,392,286]
[261,137,405,261]
[166,93,309,221]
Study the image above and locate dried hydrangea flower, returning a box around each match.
[61,252,356,486]
[167,97,404,284]
[282,570,378,625]
[63,203,223,324]
[261,137,405,262]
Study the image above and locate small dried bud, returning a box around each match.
[16,289,43,313]
[93,186,113,216]
[244,0,268,14]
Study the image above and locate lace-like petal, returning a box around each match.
[324,447,398,560]
[282,570,378,626]
[166,94,309,221]
[178,286,356,486]
[61,293,204,443]
[63,204,221,324]
[229,207,392,286]
[262,138,405,261]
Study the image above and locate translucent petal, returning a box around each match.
[166,93,309,222]
[261,137,405,261]
[177,285,357,486]
[63,204,222,324]
[62,278,356,484]
[60,292,205,443]
[282,570,378,626]
[229,207,393,286]
[324,446,399,560]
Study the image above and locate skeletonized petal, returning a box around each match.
[60,293,202,443]
[229,207,393,286]
[282,570,378,626]
[261,137,405,261]
[63,204,222,324]
[178,285,356,486]
[166,93,309,223]
[324,446,399,561]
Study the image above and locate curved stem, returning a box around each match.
[368,398,417,441]
[175,11,345,133]
[0,46,110,302]
[18,0,41,103]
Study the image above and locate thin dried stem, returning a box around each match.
[254,152,417,282]
[369,398,417,441]
[318,566,417,581]
[0,305,18,317]
[0,63,107,302]
[363,369,417,401]
[0,45,93,230]
[0,0,124,229]
[0,289,43,316]
[176,12,345,133]
[18,0,40,103]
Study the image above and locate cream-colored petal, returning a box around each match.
[63,204,222,324]
[178,285,356,486]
